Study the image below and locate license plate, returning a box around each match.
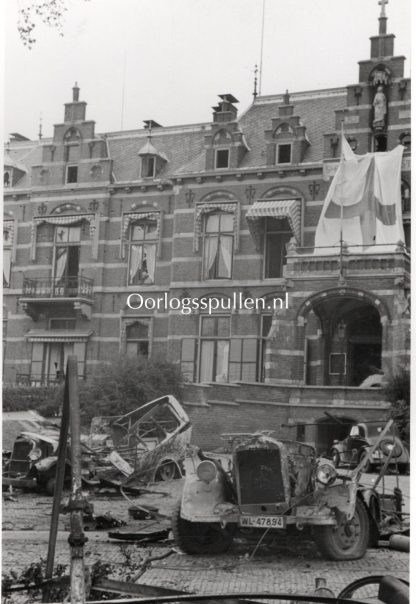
[239,515,286,528]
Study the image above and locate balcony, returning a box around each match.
[284,244,410,282]
[20,275,94,320]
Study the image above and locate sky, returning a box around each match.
[3,0,412,141]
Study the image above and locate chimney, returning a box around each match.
[212,94,239,123]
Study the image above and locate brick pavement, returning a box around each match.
[2,475,410,601]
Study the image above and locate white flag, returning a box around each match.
[315,142,404,253]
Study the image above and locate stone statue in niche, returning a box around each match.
[373,86,387,129]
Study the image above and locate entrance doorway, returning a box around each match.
[305,295,383,387]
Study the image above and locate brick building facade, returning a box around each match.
[3,9,410,449]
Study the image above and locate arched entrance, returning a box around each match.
[300,289,386,386]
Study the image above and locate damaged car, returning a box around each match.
[172,431,403,561]
[88,394,192,485]
[2,430,94,495]
[329,422,409,474]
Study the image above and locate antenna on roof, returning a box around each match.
[38,114,43,141]
[253,65,258,98]
[258,0,266,95]
[120,49,127,130]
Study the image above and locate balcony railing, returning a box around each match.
[284,243,410,277]
[22,275,94,300]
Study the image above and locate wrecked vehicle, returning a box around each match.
[2,431,94,495]
[329,422,409,474]
[89,395,192,484]
[172,431,404,561]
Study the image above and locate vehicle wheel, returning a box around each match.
[330,449,340,468]
[314,498,370,560]
[155,461,180,481]
[338,575,409,600]
[358,451,372,473]
[171,502,233,555]
[45,476,57,496]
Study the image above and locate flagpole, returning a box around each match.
[339,121,346,285]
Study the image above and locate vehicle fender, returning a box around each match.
[180,473,228,522]
[34,456,59,473]
[152,456,183,479]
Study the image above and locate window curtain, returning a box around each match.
[129,245,143,284]
[3,249,11,286]
[204,237,218,278]
[216,341,230,382]
[55,248,68,282]
[200,340,215,382]
[218,236,233,277]
[144,244,156,283]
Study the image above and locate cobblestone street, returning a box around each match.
[2,474,410,601]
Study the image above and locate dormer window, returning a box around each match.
[141,156,156,178]
[277,143,291,164]
[215,149,230,169]
[66,165,78,184]
[4,170,11,187]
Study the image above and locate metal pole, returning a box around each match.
[44,366,71,598]
[67,355,88,604]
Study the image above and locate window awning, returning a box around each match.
[26,330,94,343]
[246,199,301,248]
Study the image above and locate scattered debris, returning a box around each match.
[128,504,159,520]
[83,512,127,531]
[389,534,410,552]
[108,528,170,543]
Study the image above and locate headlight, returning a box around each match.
[29,447,42,461]
[316,463,337,485]
[196,460,217,483]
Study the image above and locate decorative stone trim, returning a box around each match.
[194,202,240,253]
[120,210,163,259]
[31,213,99,261]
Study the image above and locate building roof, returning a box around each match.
[4,87,348,188]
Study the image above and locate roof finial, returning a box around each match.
[378,0,388,18]
[72,82,80,102]
[253,65,258,98]
[283,89,290,104]
[378,0,388,34]
[38,114,43,141]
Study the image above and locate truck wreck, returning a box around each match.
[88,395,192,485]
[173,426,405,561]
[2,395,192,494]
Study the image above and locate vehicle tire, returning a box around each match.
[314,497,370,560]
[358,451,372,473]
[338,575,409,600]
[155,460,181,481]
[45,476,57,496]
[330,449,340,468]
[171,502,233,555]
